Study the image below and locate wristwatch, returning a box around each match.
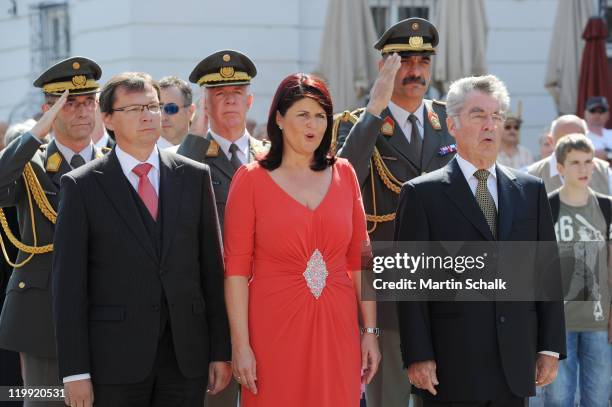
[360,327,381,337]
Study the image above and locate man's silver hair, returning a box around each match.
[446,75,510,118]
[549,114,587,137]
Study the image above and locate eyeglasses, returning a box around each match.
[111,103,161,115]
[465,112,505,126]
[588,107,608,114]
[504,124,520,131]
[162,103,190,115]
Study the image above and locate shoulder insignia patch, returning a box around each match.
[46,152,62,173]
[428,109,442,130]
[381,116,395,136]
[206,140,220,157]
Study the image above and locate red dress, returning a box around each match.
[224,158,369,406]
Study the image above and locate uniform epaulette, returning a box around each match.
[433,99,446,106]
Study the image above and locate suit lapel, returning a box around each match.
[383,108,420,169]
[45,140,72,189]
[444,159,495,241]
[496,165,518,241]
[421,101,441,171]
[93,151,158,262]
[205,133,235,179]
[159,150,184,263]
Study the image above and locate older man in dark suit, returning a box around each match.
[52,72,231,407]
[395,75,566,406]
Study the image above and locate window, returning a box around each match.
[369,0,436,36]
[29,2,71,77]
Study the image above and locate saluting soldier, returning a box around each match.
[0,57,106,406]
[334,18,456,407]
[177,50,269,229]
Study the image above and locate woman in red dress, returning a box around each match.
[224,73,380,406]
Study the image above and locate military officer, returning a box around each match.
[335,18,456,407]
[176,49,268,407]
[0,56,106,406]
[177,49,269,229]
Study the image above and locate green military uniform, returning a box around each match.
[177,49,268,407]
[335,18,456,407]
[0,56,105,405]
[177,133,268,227]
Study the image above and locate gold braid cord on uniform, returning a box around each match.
[0,163,56,267]
[332,109,406,234]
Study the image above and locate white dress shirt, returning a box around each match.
[456,154,558,359]
[115,144,160,194]
[156,136,175,151]
[62,145,161,384]
[209,130,250,165]
[94,131,111,149]
[54,139,93,169]
[388,100,425,143]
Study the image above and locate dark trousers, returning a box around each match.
[93,326,205,407]
[423,396,526,407]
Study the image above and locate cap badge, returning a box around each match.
[409,36,424,47]
[71,75,87,88]
[72,62,80,70]
[220,66,235,78]
[411,22,420,30]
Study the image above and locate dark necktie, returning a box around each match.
[473,169,497,238]
[229,143,242,170]
[70,154,85,169]
[407,114,423,167]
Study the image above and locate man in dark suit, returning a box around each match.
[334,18,456,407]
[52,72,231,407]
[0,57,105,406]
[177,50,269,230]
[395,75,566,406]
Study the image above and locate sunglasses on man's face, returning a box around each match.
[504,124,520,131]
[162,103,190,115]
[588,107,608,114]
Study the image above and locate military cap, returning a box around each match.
[374,17,438,56]
[33,56,102,95]
[189,50,257,88]
[586,96,609,111]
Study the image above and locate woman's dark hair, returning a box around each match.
[259,73,336,171]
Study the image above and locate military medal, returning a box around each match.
[381,116,395,136]
[438,144,457,157]
[45,152,62,172]
[428,110,442,130]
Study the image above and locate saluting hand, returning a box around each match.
[31,89,69,141]
[190,87,209,137]
[366,53,402,117]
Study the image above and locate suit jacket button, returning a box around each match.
[18,282,25,289]
[499,315,506,324]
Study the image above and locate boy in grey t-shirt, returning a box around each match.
[545,134,612,407]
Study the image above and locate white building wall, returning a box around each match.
[0,0,600,157]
